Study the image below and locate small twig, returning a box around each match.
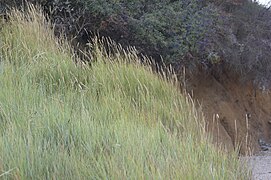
[0,168,15,177]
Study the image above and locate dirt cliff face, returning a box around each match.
[187,71,271,154]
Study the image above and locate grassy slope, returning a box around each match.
[0,5,248,179]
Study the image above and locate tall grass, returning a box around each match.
[0,4,249,179]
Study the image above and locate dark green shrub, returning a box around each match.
[208,1,271,87]
[81,0,220,67]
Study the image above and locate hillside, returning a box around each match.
[1,0,271,178]
[0,4,250,179]
[22,0,271,154]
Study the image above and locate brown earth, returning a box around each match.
[186,71,271,154]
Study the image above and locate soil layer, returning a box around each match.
[187,71,271,154]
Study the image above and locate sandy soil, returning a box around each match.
[185,71,271,178]
[186,71,271,154]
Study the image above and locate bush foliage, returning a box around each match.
[216,2,271,87]
[82,0,219,67]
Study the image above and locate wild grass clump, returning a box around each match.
[0,4,249,179]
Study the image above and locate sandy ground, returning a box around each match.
[244,151,271,180]
[187,72,271,154]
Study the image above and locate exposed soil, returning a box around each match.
[186,71,271,154]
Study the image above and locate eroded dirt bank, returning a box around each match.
[186,71,271,154]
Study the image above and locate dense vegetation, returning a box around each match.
[82,0,219,65]
[36,0,271,88]
[0,5,250,179]
[80,0,271,87]
[2,1,271,87]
